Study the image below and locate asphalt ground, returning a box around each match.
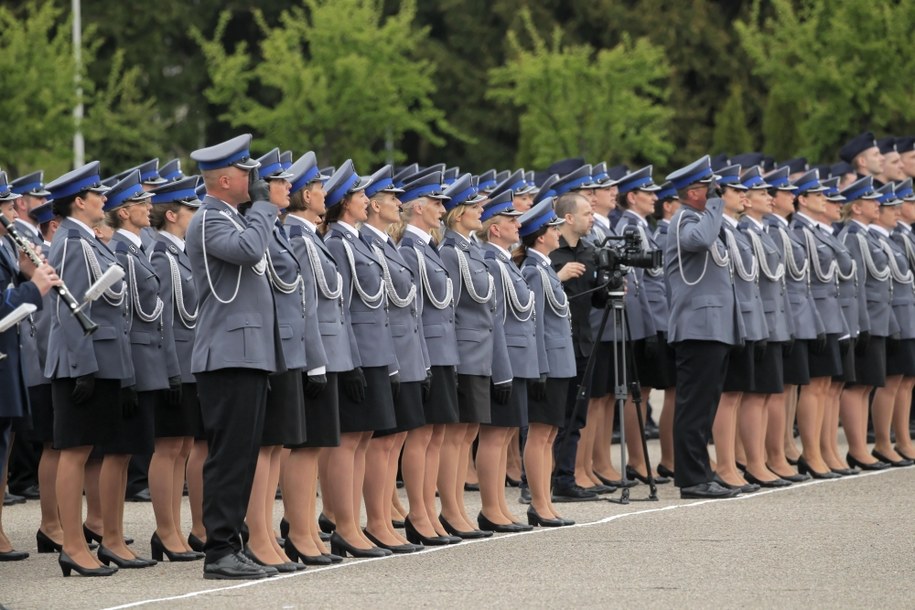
[2,434,913,610]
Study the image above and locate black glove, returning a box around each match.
[812,333,827,355]
[390,372,400,402]
[341,367,366,403]
[71,374,95,405]
[643,333,660,362]
[855,331,870,355]
[838,336,851,356]
[247,170,270,203]
[491,380,512,405]
[121,385,138,418]
[304,372,327,399]
[528,374,547,402]
[167,376,182,409]
[754,339,768,363]
[421,370,432,403]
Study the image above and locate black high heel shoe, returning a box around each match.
[439,514,492,539]
[505,475,521,488]
[798,456,842,479]
[58,551,117,577]
[36,529,63,553]
[743,471,791,488]
[894,446,915,462]
[404,517,451,546]
[526,507,567,528]
[656,464,675,479]
[871,449,914,467]
[150,533,204,562]
[84,525,133,547]
[0,548,28,561]
[625,465,670,485]
[329,532,391,558]
[476,512,526,534]
[593,471,637,488]
[187,533,206,553]
[280,518,289,540]
[242,548,302,573]
[363,529,421,554]
[845,453,889,472]
[829,467,860,476]
[318,513,336,534]
[97,545,157,568]
[284,537,331,566]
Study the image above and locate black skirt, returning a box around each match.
[375,381,425,436]
[456,374,491,424]
[487,378,527,428]
[849,336,887,387]
[807,333,842,379]
[423,366,460,425]
[52,378,121,450]
[782,339,810,386]
[262,369,306,446]
[28,384,54,443]
[833,338,857,384]
[723,342,756,393]
[154,382,201,438]
[288,372,340,448]
[527,377,570,428]
[338,366,397,433]
[589,341,617,398]
[747,341,785,394]
[98,389,156,456]
[886,338,915,377]
[634,337,677,390]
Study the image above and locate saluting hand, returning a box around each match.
[557,262,586,282]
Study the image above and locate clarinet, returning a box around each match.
[0,215,99,336]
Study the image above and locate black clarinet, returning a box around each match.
[0,215,99,336]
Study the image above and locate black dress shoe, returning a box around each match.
[404,517,451,546]
[592,472,637,488]
[830,467,860,476]
[126,488,152,502]
[477,512,527,533]
[36,529,63,553]
[3,491,25,506]
[894,446,915,462]
[317,513,336,534]
[845,453,889,472]
[325,553,343,564]
[798,456,842,479]
[329,532,392,558]
[204,552,270,580]
[14,485,40,499]
[656,464,676,479]
[518,486,531,504]
[0,548,29,561]
[285,538,330,566]
[58,551,117,577]
[625,466,670,485]
[582,484,616,495]
[743,472,792,488]
[97,545,157,568]
[84,525,133,547]
[319,531,331,542]
[871,449,915,467]
[187,533,206,553]
[786,457,799,466]
[439,515,492,539]
[551,485,601,503]
[505,475,522,488]
[150,532,204,562]
[363,529,422,553]
[279,518,289,540]
[242,548,298,573]
[391,519,405,529]
[680,482,738,499]
[526,507,565,528]
[463,482,480,492]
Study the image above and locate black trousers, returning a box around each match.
[552,357,589,490]
[196,368,269,562]
[672,341,731,488]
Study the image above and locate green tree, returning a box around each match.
[712,83,754,156]
[192,0,463,169]
[487,10,673,168]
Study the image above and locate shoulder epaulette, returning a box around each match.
[484,250,497,260]
[440,237,455,249]
[287,224,303,239]
[153,240,168,253]
[114,240,130,254]
[400,236,414,248]
[67,229,83,240]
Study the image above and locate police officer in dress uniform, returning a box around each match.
[185,134,286,580]
[664,155,744,499]
[889,178,915,457]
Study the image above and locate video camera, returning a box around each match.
[595,229,662,292]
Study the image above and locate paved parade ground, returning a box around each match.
[2,437,913,610]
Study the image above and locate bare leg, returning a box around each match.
[464,444,478,486]
[524,423,557,518]
[149,437,186,552]
[186,440,207,543]
[872,375,904,460]
[841,385,879,465]
[784,385,801,462]
[283,447,325,557]
[244,447,284,564]
[455,424,479,526]
[712,392,746,486]
[57,446,100,568]
[495,429,521,524]
[658,389,676,472]
[99,454,134,559]
[821,381,848,470]
[797,378,830,471]
[363,434,399,545]
[477,426,512,524]
[438,423,475,532]
[265,446,288,559]
[591,396,620,480]
[424,425,448,537]
[577,399,600,487]
[506,428,522,483]
[625,393,652,477]
[83,458,103,535]
[741,393,778,482]
[38,443,63,543]
[403,425,435,536]
[382,432,408,544]
[893,377,915,458]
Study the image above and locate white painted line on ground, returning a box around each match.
[100,467,903,610]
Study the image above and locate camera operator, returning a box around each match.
[549,191,608,501]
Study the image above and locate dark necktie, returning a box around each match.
[276,221,287,240]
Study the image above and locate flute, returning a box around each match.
[0,214,99,336]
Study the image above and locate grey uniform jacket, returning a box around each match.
[838,221,896,337]
[150,235,198,383]
[484,243,541,380]
[361,226,429,383]
[45,218,133,381]
[324,223,398,372]
[111,232,178,391]
[764,214,824,339]
[738,217,792,342]
[12,222,50,387]
[615,210,667,336]
[0,238,42,418]
[722,220,768,342]
[817,224,862,338]
[285,217,352,373]
[521,253,576,379]
[439,229,509,380]
[890,225,915,339]
[664,198,744,345]
[264,222,308,371]
[185,196,284,374]
[793,214,850,336]
[399,230,460,367]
